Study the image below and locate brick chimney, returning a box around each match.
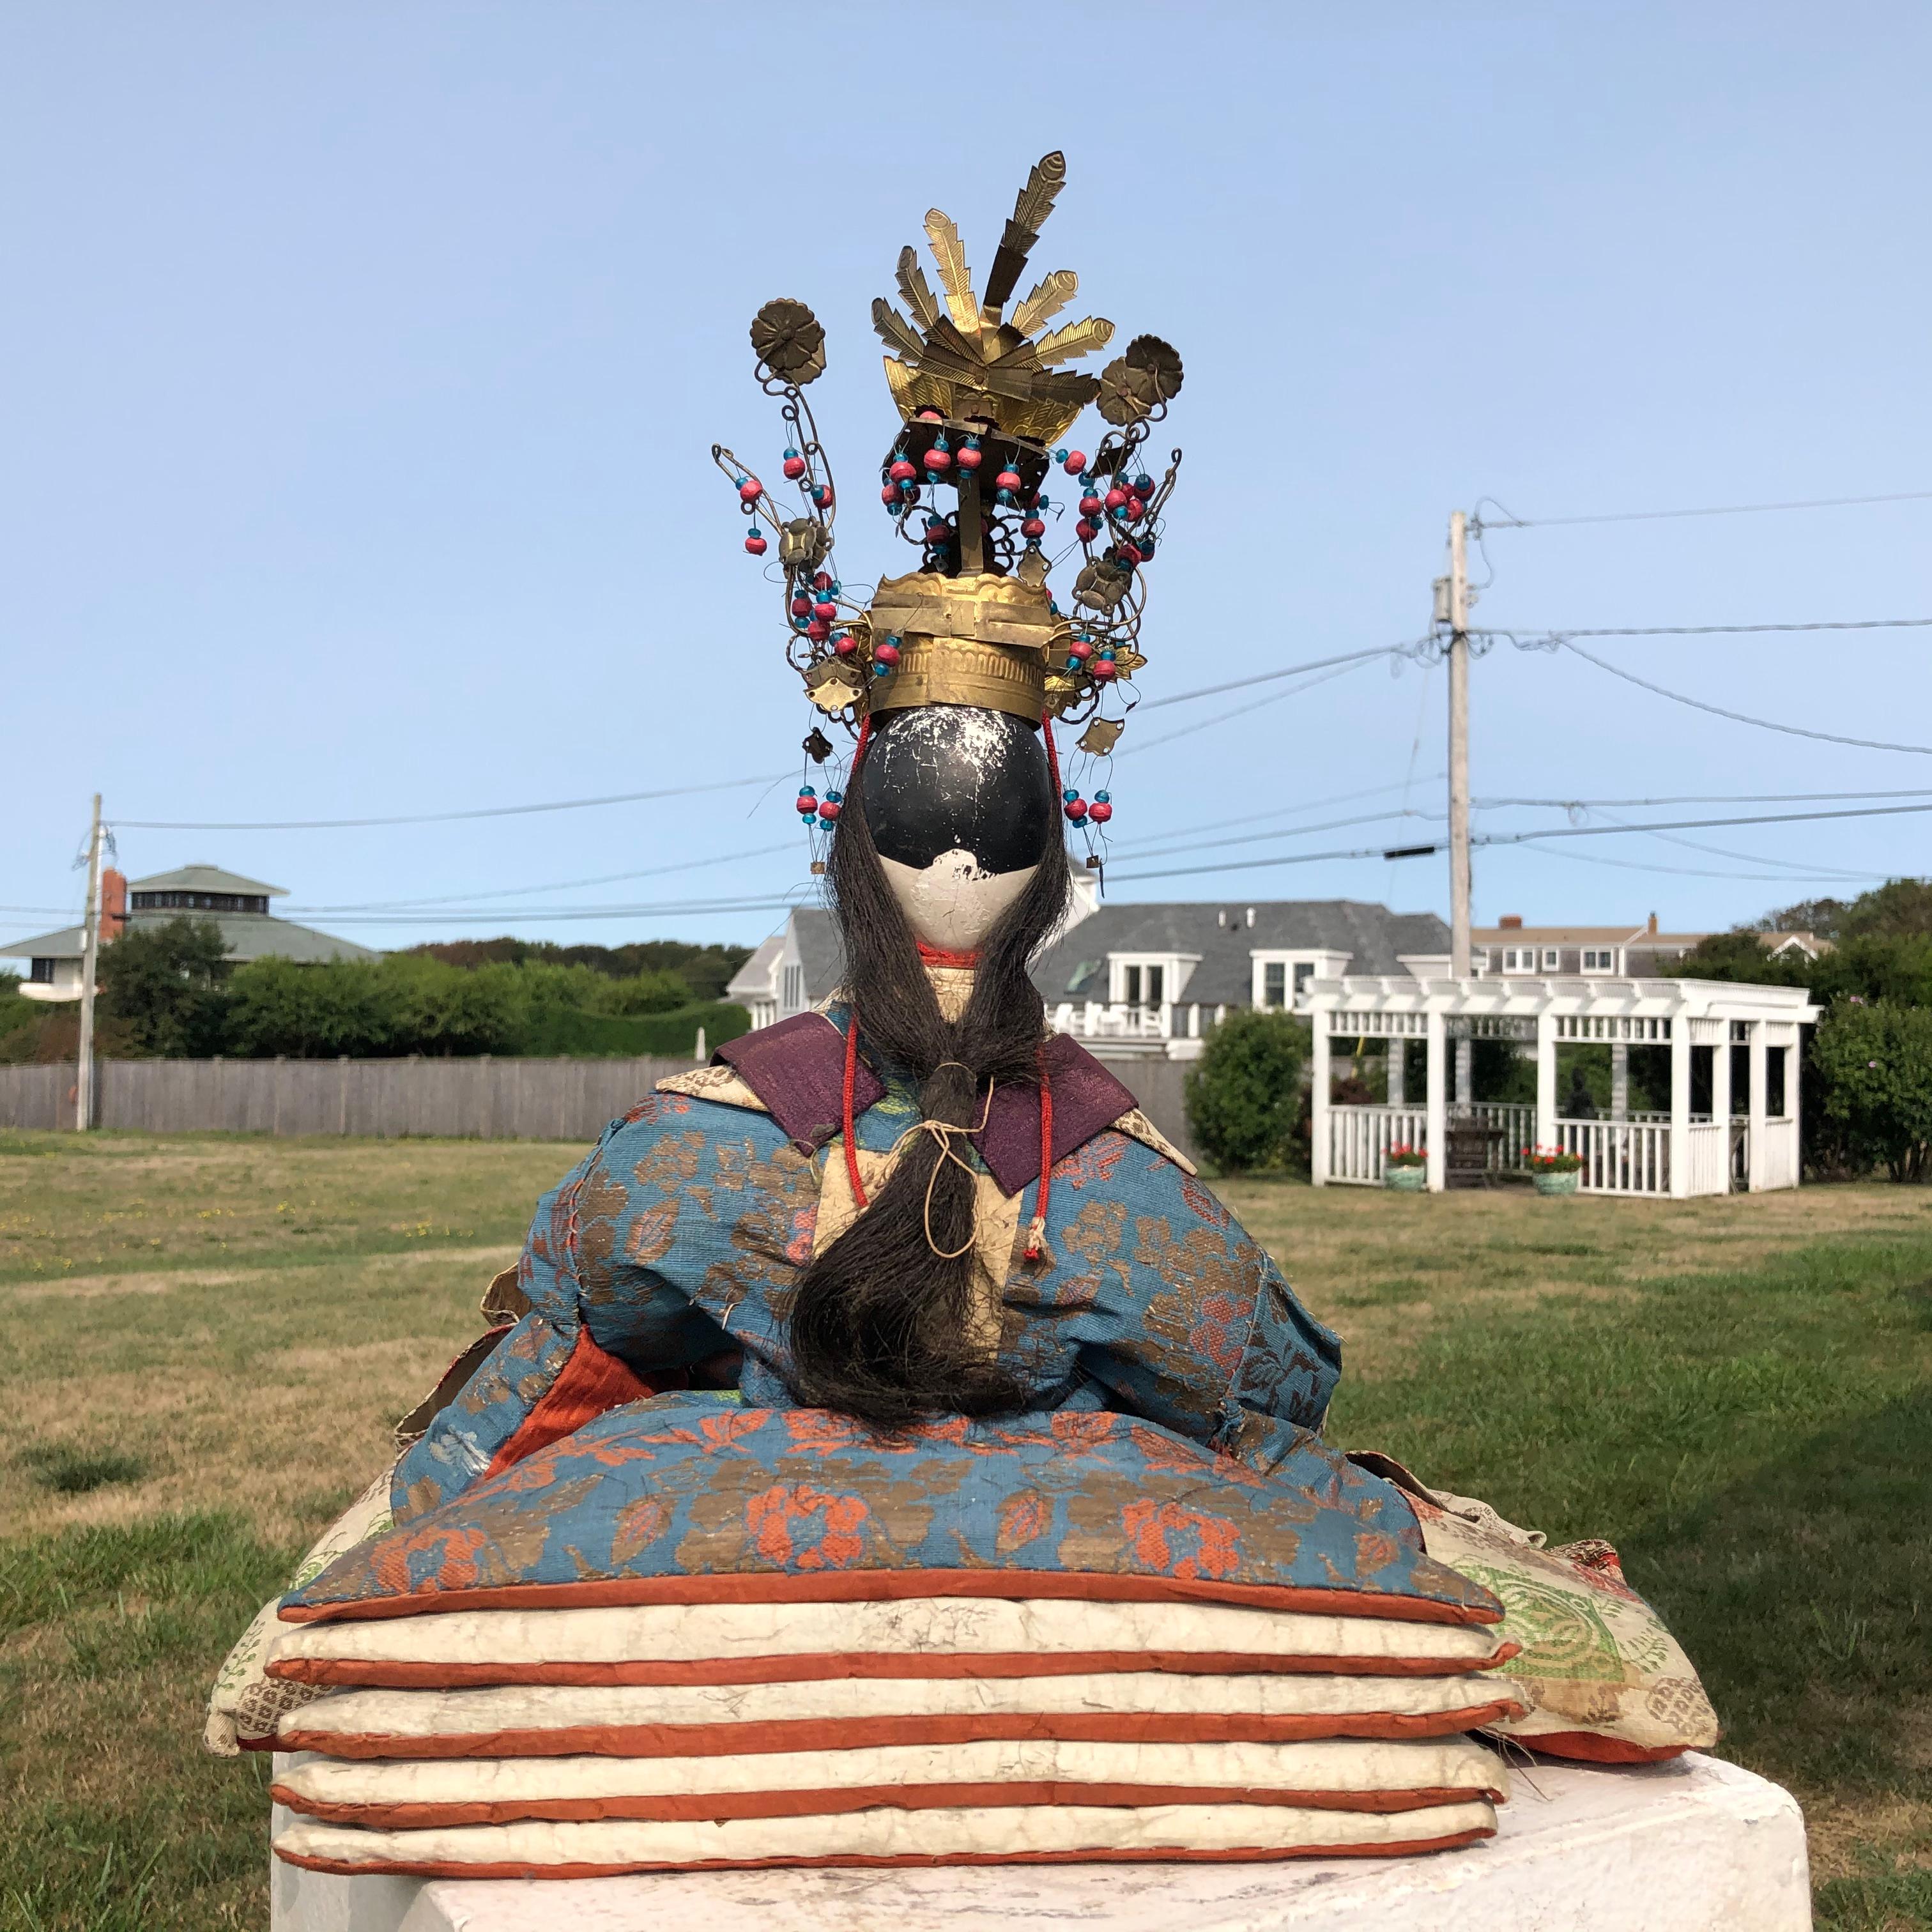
[1499,914,1523,930]
[1648,911,1659,935]
[101,868,128,941]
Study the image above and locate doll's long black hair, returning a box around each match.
[785,712,1071,1429]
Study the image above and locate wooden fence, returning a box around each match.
[0,1048,1201,1163]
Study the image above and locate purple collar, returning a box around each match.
[714,1013,1138,1195]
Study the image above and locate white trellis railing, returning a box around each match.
[1328,1105,1429,1185]
[1558,1117,1670,1195]
[1464,1101,1535,1170]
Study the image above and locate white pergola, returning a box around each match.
[1306,976,1820,1198]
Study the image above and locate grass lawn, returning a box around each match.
[3,1131,1929,1929]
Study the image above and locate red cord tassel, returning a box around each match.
[839,714,875,1209]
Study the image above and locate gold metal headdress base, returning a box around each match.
[862,572,1068,723]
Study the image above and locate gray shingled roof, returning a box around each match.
[792,907,845,1005]
[0,910,377,965]
[1030,900,1450,1006]
[128,864,288,897]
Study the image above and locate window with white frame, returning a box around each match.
[1121,963,1165,1007]
[1262,961,1287,1008]
[1541,948,1561,970]
[1581,947,1614,973]
[781,963,804,1009]
[1294,962,1315,997]
[1500,946,1537,974]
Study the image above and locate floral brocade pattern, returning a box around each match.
[391,1074,1351,1533]
[296,1401,1496,1620]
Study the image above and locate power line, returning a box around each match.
[1134,645,1404,712]
[1520,845,1894,885]
[1476,786,1932,809]
[1108,808,1437,866]
[284,843,801,915]
[1121,659,1379,756]
[113,772,789,832]
[1106,799,1932,885]
[1475,488,1932,531]
[278,893,816,926]
[1553,641,1932,755]
[1499,618,1932,640]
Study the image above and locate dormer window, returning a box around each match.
[131,890,270,915]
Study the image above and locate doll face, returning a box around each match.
[859,705,1056,953]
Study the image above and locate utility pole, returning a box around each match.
[1446,510,1473,977]
[75,793,103,1132]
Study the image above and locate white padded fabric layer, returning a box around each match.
[268,1598,1501,1672]
[275,1797,1498,1871]
[281,1672,1511,1745]
[275,1736,1507,1811]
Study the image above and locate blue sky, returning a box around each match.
[4,3,1929,964]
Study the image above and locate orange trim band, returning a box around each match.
[269,1643,1519,1689]
[279,1570,1500,1628]
[272,1781,1505,1830]
[274,1828,1498,1880]
[277,1699,1528,1761]
[1508,1730,1691,1765]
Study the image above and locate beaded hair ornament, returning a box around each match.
[712,152,1182,866]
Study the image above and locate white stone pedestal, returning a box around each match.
[270,1752,1810,1932]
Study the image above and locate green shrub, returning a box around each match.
[1184,1009,1310,1174]
[96,917,233,1056]
[517,1000,751,1059]
[1811,999,1932,1181]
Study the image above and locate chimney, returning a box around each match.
[1648,911,1659,935]
[100,868,128,942]
[1217,909,1227,928]
[1499,914,1522,930]
[1245,907,1255,928]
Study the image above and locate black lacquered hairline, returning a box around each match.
[857,705,1056,877]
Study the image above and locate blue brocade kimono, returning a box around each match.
[374,1008,1453,1606]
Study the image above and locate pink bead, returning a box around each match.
[806,618,830,641]
[889,458,917,482]
[818,801,841,821]
[1064,450,1087,474]
[1092,659,1117,680]
[874,641,901,667]
[881,484,900,504]
[1021,516,1046,538]
[1064,798,1089,822]
[834,634,858,657]
[739,479,763,503]
[1076,519,1098,541]
[744,533,767,555]
[924,446,952,472]
[1105,486,1128,510]
[1087,800,1112,824]
[956,445,983,470]
[782,456,807,480]
[813,598,838,619]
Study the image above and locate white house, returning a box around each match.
[1029,900,1451,1060]
[2,864,377,1002]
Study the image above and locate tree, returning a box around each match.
[1752,896,1850,942]
[1841,878,1932,941]
[96,916,232,1056]
[1184,1009,1309,1174]
[1809,999,1932,1181]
